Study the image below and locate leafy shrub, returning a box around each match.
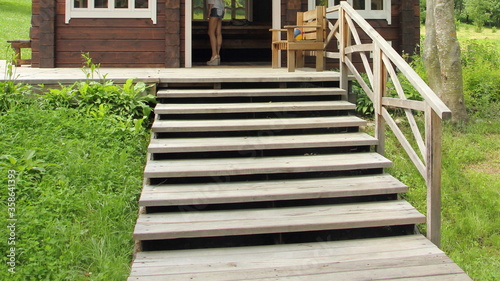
[40,54,156,127]
[461,40,500,116]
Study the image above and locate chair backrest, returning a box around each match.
[296,6,326,42]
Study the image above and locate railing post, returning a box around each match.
[339,6,349,93]
[373,44,386,155]
[425,104,442,247]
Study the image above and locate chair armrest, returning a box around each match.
[283,25,321,29]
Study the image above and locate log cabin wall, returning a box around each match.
[30,0,419,68]
[31,0,179,68]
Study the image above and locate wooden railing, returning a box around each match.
[326,3,452,247]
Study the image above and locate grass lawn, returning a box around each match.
[0,0,32,60]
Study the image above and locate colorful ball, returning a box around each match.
[294,28,303,40]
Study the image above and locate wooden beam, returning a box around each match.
[425,104,443,247]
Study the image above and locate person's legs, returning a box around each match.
[208,17,219,60]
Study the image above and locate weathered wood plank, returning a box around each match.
[148,132,377,153]
[133,201,425,240]
[154,101,355,114]
[156,87,347,98]
[139,174,407,206]
[144,152,391,178]
[152,116,366,133]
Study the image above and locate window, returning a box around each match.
[310,0,391,24]
[193,0,253,21]
[66,0,157,24]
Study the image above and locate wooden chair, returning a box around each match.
[270,6,327,72]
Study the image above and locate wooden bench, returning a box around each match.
[270,6,327,72]
[7,40,32,67]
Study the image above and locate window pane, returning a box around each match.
[353,0,365,10]
[316,0,328,6]
[74,0,88,8]
[136,0,148,8]
[371,0,383,10]
[116,0,129,8]
[95,0,108,8]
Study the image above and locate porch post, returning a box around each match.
[39,0,56,68]
[272,0,281,67]
[425,104,443,247]
[185,0,192,67]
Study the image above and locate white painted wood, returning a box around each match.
[139,174,407,206]
[185,0,192,68]
[154,101,355,114]
[133,200,425,240]
[156,87,346,98]
[144,152,391,178]
[148,132,377,153]
[152,116,366,133]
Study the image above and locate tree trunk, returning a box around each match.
[423,0,468,122]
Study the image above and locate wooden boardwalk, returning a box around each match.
[2,64,471,280]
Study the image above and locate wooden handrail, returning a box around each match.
[327,3,452,247]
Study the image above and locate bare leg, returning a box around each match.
[208,17,219,59]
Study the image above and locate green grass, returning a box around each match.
[0,84,150,280]
[0,0,32,60]
[385,118,500,281]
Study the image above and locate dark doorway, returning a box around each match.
[192,0,273,65]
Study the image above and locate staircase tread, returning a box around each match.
[144,152,392,178]
[152,116,366,132]
[154,101,355,114]
[133,200,425,240]
[139,174,407,206]
[128,235,471,281]
[148,132,377,153]
[157,87,347,98]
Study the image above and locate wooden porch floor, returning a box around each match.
[0,63,340,85]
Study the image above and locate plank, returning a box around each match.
[154,101,355,114]
[152,116,366,133]
[143,152,392,178]
[133,200,425,240]
[148,132,377,153]
[139,174,407,206]
[128,235,471,280]
[156,87,346,98]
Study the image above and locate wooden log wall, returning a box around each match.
[31,0,180,68]
[29,0,419,68]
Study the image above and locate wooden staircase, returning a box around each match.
[128,82,471,280]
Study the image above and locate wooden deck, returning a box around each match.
[0,63,340,85]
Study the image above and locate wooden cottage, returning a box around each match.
[30,0,420,68]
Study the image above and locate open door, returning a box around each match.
[185,0,280,67]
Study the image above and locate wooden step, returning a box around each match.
[148,132,377,154]
[139,174,407,207]
[157,87,346,98]
[133,200,425,240]
[128,235,472,281]
[144,152,391,179]
[152,116,366,133]
[154,101,355,114]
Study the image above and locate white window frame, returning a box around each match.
[65,0,157,24]
[308,0,391,25]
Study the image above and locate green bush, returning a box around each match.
[461,40,500,117]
